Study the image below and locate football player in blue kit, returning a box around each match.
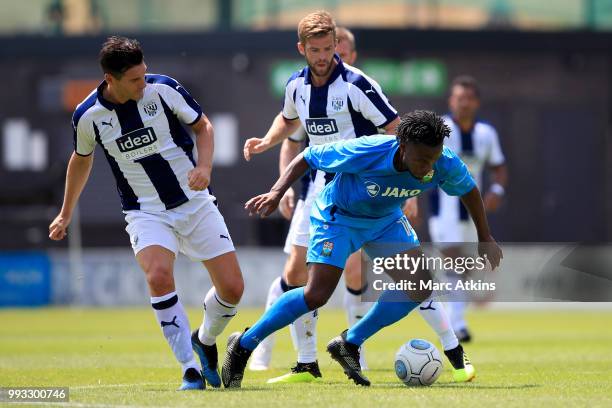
[222,110,502,387]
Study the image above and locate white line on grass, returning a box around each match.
[70,382,171,390]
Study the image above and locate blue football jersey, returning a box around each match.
[302,135,476,223]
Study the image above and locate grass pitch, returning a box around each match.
[1,307,611,407]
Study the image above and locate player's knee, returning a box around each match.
[283,258,308,286]
[222,276,244,304]
[303,286,330,310]
[144,263,174,291]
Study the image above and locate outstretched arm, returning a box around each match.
[278,138,303,219]
[245,152,309,217]
[243,113,302,161]
[49,152,94,241]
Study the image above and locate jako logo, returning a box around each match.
[305,118,338,136]
[365,181,380,197]
[116,127,157,152]
[381,187,422,198]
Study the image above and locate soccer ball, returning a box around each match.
[394,339,443,386]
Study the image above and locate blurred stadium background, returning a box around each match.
[1,0,611,309]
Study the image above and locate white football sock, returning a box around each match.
[289,309,318,364]
[151,291,198,374]
[445,273,469,332]
[198,287,237,346]
[418,296,459,351]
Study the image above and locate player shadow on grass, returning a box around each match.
[375,382,541,390]
[144,386,270,393]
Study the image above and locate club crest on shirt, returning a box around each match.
[143,101,158,117]
[321,241,334,257]
[421,170,435,183]
[331,96,344,111]
[365,181,381,197]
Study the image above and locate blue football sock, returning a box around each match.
[240,287,310,351]
[345,289,418,346]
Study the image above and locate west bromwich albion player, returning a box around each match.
[49,36,244,391]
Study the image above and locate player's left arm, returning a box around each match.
[188,114,214,191]
[245,152,310,218]
[440,149,502,268]
[460,187,502,269]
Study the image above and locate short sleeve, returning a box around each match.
[148,74,202,125]
[346,71,398,128]
[282,76,299,120]
[73,114,95,156]
[438,148,477,196]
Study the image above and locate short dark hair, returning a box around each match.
[451,75,480,98]
[99,36,143,78]
[396,110,450,147]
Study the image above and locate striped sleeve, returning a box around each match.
[345,69,398,128]
[72,95,96,156]
[281,71,302,120]
[147,74,202,125]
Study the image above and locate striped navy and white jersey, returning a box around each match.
[72,74,207,212]
[430,115,505,221]
[283,55,398,200]
[282,55,398,145]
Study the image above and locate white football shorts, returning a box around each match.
[125,191,234,261]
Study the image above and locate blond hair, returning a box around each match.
[336,27,356,51]
[297,10,336,44]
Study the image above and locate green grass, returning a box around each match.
[1,308,611,407]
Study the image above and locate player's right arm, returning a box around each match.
[243,113,301,161]
[244,71,303,161]
[245,152,309,217]
[278,137,303,219]
[49,152,94,240]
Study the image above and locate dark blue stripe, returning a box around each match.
[72,91,98,152]
[461,129,474,154]
[136,154,189,210]
[93,123,140,210]
[309,85,328,118]
[151,294,178,310]
[299,173,310,201]
[429,188,440,216]
[159,95,196,166]
[459,200,469,221]
[207,184,218,206]
[324,172,335,184]
[346,97,379,137]
[114,99,188,210]
[115,100,144,131]
[146,74,202,118]
[342,69,397,124]
[299,138,311,201]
